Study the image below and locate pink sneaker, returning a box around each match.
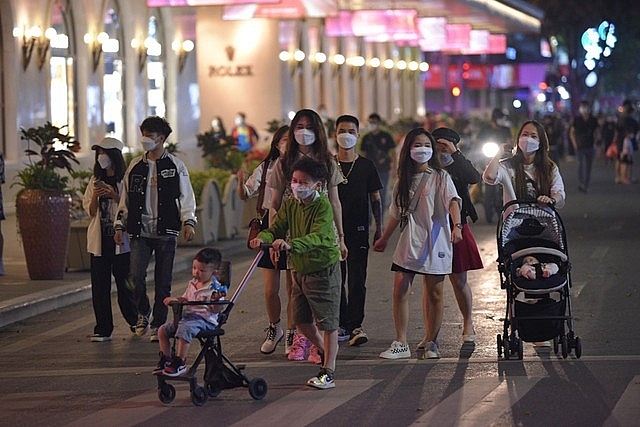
[287,332,310,361]
[307,344,324,365]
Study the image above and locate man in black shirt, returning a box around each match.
[360,113,395,219]
[570,101,599,192]
[335,115,383,347]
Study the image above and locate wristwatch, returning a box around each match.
[454,223,463,230]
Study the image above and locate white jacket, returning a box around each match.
[83,176,130,256]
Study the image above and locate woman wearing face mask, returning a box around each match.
[83,137,137,342]
[483,120,566,218]
[373,128,463,360]
[268,109,347,362]
[237,126,293,355]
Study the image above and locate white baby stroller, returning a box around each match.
[496,200,582,359]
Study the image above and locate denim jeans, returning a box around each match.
[130,236,177,328]
[577,147,595,188]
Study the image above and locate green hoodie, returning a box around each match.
[258,193,340,274]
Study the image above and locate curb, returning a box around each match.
[0,236,250,329]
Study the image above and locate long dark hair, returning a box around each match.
[506,120,555,198]
[395,127,442,211]
[93,148,126,182]
[267,125,289,162]
[282,109,332,180]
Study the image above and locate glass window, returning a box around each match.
[146,15,166,118]
[102,2,125,141]
[50,0,76,137]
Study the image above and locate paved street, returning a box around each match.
[1,156,639,426]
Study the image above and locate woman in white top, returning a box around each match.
[237,126,290,355]
[373,128,462,360]
[483,120,565,214]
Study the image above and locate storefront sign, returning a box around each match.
[208,45,253,77]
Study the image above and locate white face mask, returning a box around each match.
[367,123,377,132]
[234,116,243,126]
[290,182,316,201]
[579,107,589,115]
[294,129,316,146]
[141,136,158,152]
[97,153,112,170]
[518,136,540,154]
[410,146,433,164]
[336,133,357,149]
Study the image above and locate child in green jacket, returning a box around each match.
[250,157,340,390]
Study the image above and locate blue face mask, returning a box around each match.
[440,153,453,165]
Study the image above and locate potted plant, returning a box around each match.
[13,122,80,279]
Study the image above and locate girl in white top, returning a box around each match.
[237,126,291,356]
[374,128,462,360]
[483,120,565,215]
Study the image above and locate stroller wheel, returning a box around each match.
[517,338,523,360]
[158,383,176,404]
[206,382,222,397]
[496,334,503,357]
[248,377,268,400]
[574,337,582,359]
[191,386,208,406]
[503,338,511,360]
[560,335,568,359]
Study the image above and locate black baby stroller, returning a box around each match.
[496,200,582,360]
[156,249,268,406]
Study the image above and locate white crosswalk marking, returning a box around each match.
[229,379,380,427]
[411,377,541,426]
[603,375,640,427]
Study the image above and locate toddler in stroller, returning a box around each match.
[496,200,582,359]
[154,247,268,406]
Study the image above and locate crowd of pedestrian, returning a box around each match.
[82,99,637,392]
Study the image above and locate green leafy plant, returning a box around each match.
[68,169,93,220]
[196,130,243,170]
[13,122,80,192]
[189,168,232,205]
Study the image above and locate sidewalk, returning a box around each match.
[0,233,249,329]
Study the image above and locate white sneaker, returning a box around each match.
[149,327,159,342]
[337,327,350,342]
[416,340,441,359]
[379,341,410,359]
[349,328,368,347]
[260,322,284,354]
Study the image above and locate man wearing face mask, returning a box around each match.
[84,137,137,342]
[115,116,197,342]
[230,112,259,152]
[333,115,383,347]
[569,101,599,192]
[360,113,396,218]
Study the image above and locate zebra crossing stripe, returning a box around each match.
[230,379,380,427]
[411,376,541,426]
[603,374,640,427]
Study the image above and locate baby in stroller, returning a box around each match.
[153,247,227,377]
[516,255,559,280]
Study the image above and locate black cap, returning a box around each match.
[432,127,460,145]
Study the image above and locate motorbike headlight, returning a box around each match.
[482,141,500,158]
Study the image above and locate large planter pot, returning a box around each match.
[16,189,72,280]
